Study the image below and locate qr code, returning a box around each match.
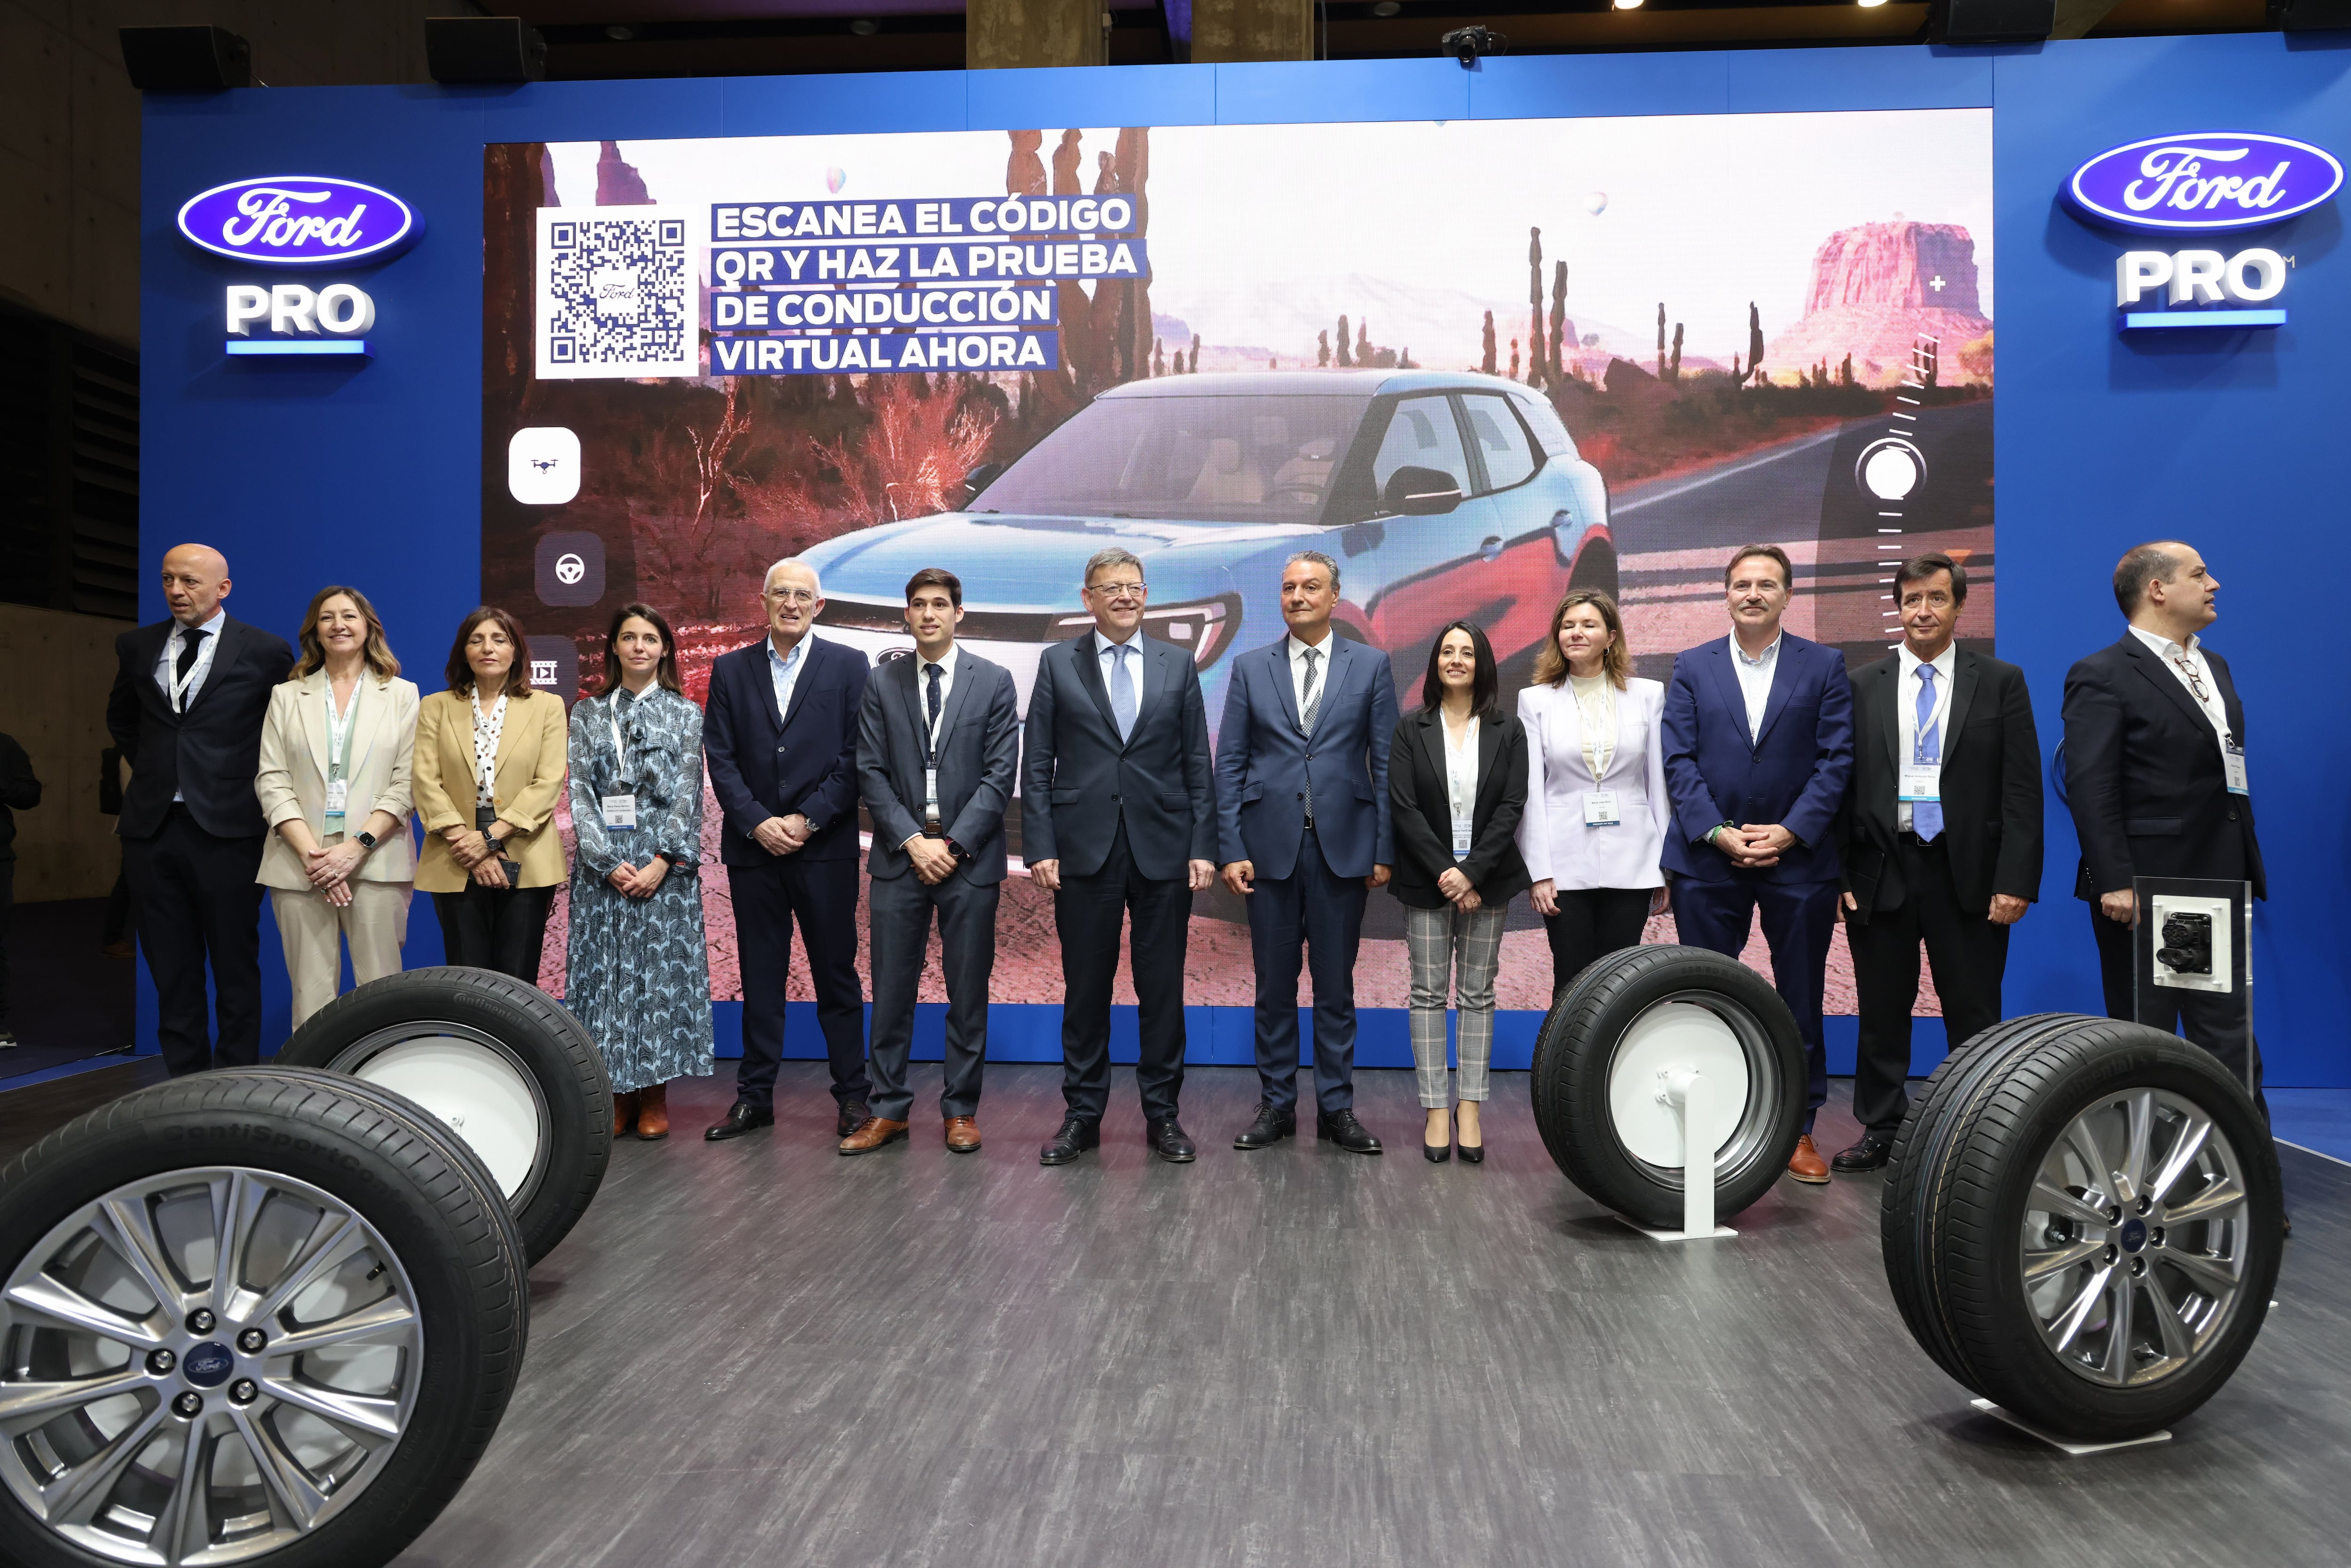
[535,207,696,379]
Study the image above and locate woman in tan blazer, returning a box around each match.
[413,606,568,983]
[255,585,419,1026]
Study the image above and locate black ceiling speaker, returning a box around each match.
[119,25,252,91]
[2271,0,2351,28]
[1929,0,2055,43]
[426,16,547,84]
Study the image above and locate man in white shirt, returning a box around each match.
[2062,541,2266,1116]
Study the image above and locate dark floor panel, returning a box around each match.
[0,1057,166,1162]
[368,1064,2349,1568]
[1,895,135,1078]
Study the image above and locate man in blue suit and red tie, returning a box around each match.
[702,558,874,1143]
[1660,544,1855,1184]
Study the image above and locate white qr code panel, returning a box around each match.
[535,206,700,380]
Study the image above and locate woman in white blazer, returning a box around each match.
[254,585,420,1026]
[1515,589,1671,995]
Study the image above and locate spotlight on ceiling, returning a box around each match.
[1439,24,1508,65]
[1857,0,1888,8]
[848,17,880,33]
[604,24,635,39]
[1371,0,1402,14]
[1612,0,1646,10]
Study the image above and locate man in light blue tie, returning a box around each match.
[1022,548,1221,1166]
[1836,552,2043,1172]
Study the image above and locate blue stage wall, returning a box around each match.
[135,34,2351,1085]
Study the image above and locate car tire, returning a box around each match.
[1530,944,1806,1228]
[1880,1016,2284,1442]
[276,966,611,1265]
[0,1069,527,1568]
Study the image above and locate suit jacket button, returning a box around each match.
[2228,808,2239,820]
[1296,791,1305,800]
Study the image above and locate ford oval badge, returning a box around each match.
[176,175,419,266]
[2068,133,2343,233]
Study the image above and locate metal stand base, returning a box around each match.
[1969,1399,2172,1455]
[1619,1217,1737,1242]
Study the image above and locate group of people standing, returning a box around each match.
[108,531,2263,1185]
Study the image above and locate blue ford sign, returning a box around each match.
[2069,133,2342,233]
[176,175,419,266]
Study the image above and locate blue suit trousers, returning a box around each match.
[1248,826,1369,1117]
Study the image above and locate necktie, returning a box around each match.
[924,662,945,827]
[1110,644,1136,743]
[1300,646,1322,735]
[925,662,943,741]
[173,627,206,711]
[1913,664,1944,842]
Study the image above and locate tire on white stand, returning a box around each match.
[276,966,611,1265]
[1880,1016,2284,1442]
[0,1069,527,1568]
[1530,945,1806,1229]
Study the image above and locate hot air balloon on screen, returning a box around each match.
[1582,191,1608,216]
[826,167,848,193]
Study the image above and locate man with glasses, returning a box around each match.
[2063,541,2267,1118]
[703,558,875,1142]
[1023,548,1219,1166]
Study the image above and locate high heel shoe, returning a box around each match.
[1423,1110,1452,1163]
[1456,1108,1484,1164]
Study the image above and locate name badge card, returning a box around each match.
[1899,764,1942,803]
[1584,790,1621,827]
[1452,817,1473,858]
[925,767,941,824]
[323,780,349,815]
[600,794,639,831]
[2224,744,2248,796]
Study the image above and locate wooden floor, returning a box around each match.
[6,1060,2346,1566]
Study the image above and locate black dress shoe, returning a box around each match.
[704,1102,775,1142]
[1831,1134,1895,1174]
[1146,1116,1197,1163]
[1233,1103,1296,1150]
[836,1100,868,1138]
[1038,1116,1101,1166]
[1317,1109,1383,1155]
[1456,1138,1483,1165]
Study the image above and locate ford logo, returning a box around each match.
[2069,133,2343,233]
[182,1342,236,1387]
[176,175,419,266]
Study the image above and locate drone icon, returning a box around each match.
[531,458,561,473]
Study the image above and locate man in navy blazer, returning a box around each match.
[702,558,873,1143]
[1022,547,1220,1166]
[1660,544,1854,1182]
[848,568,1022,1155]
[1217,552,1397,1156]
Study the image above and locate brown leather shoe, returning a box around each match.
[635,1083,670,1141]
[944,1116,981,1152]
[612,1090,640,1138]
[838,1117,910,1155]
[1787,1133,1830,1184]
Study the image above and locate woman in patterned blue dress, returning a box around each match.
[566,602,714,1139]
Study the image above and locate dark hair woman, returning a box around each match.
[564,604,713,1141]
[410,606,568,980]
[1387,620,1531,1163]
[1515,589,1671,999]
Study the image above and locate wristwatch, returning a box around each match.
[354,830,379,851]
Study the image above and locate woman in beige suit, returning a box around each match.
[413,607,568,983]
[255,585,420,1026]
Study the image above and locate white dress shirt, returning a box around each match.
[1569,672,1617,778]
[2129,625,2233,752]
[1895,641,1957,834]
[1092,628,1148,727]
[1441,713,1479,854]
[1729,631,1782,744]
[1288,629,1336,719]
[915,642,960,752]
[154,607,227,802]
[768,633,814,723]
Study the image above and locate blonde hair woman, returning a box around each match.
[1515,590,1672,994]
[412,607,568,981]
[255,585,419,1025]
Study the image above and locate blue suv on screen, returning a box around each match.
[801,369,1616,737]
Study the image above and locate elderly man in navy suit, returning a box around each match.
[1217,551,1397,1156]
[702,557,873,1143]
[1661,544,1854,1184]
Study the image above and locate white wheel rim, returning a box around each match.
[331,1028,549,1208]
[1606,1001,1752,1168]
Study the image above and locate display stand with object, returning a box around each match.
[1969,1399,2172,1456]
[1621,1065,1739,1241]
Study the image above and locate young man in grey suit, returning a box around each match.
[848,568,1022,1155]
[1216,551,1397,1155]
[1022,547,1220,1166]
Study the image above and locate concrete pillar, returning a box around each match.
[1190,0,1315,63]
[967,0,1107,69]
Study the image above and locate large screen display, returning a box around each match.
[480,110,1994,1015]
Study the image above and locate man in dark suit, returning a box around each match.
[1023,547,1219,1166]
[1834,552,2043,1171]
[1217,551,1397,1156]
[1661,544,1854,1182]
[702,558,873,1142]
[2063,541,2266,1112]
[106,544,294,1074]
[846,568,1020,1156]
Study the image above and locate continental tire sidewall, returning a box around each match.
[0,1074,523,1568]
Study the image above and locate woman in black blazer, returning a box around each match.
[1389,622,1531,1163]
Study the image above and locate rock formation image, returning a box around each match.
[1764,221,1991,388]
